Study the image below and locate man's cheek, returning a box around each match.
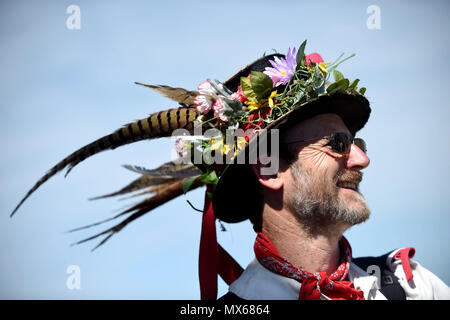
[298,149,330,170]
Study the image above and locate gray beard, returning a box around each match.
[286,162,371,235]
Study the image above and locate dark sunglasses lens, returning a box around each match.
[329,133,352,153]
[354,138,367,154]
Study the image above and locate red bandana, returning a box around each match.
[254,232,365,300]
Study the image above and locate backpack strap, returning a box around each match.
[217,291,246,301]
[353,252,406,300]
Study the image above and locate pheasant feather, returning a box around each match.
[135,82,199,106]
[10,107,199,217]
[71,177,202,250]
[122,162,201,178]
[89,162,200,200]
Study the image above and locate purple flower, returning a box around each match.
[263,47,297,86]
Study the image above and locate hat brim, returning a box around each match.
[213,91,371,223]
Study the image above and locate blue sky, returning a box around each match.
[1,0,449,299]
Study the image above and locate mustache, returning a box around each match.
[335,170,363,184]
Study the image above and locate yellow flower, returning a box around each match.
[268,90,280,108]
[246,99,261,112]
[318,62,331,77]
[222,143,232,155]
[210,138,231,155]
[245,90,280,112]
[235,137,248,152]
[229,137,248,159]
[211,136,248,158]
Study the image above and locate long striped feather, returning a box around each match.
[135,82,198,106]
[89,162,200,200]
[70,177,202,250]
[89,175,169,201]
[117,180,178,200]
[10,107,199,217]
[122,162,201,178]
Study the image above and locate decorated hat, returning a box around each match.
[10,40,371,299]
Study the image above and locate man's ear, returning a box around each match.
[251,155,284,190]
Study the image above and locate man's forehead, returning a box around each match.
[283,113,350,139]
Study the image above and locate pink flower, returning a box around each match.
[305,53,324,66]
[229,92,241,101]
[212,96,229,122]
[194,94,213,114]
[236,85,248,102]
[198,79,215,98]
[229,85,247,103]
[175,138,188,159]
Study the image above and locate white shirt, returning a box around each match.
[229,249,450,300]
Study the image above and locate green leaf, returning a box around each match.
[250,71,273,99]
[183,175,200,194]
[201,171,219,186]
[337,79,350,92]
[326,79,350,93]
[326,81,338,93]
[240,77,257,101]
[333,70,344,82]
[296,40,307,65]
[359,87,366,95]
[306,86,318,99]
[348,79,360,91]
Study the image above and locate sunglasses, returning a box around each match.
[286,132,367,154]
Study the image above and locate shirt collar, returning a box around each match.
[229,258,387,300]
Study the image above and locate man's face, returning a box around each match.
[281,113,371,231]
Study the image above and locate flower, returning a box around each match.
[212,95,229,122]
[305,53,330,77]
[194,94,213,114]
[210,138,231,155]
[198,79,216,98]
[264,47,297,86]
[318,62,331,77]
[305,53,324,66]
[267,90,280,108]
[210,136,248,159]
[237,85,248,102]
[245,90,279,112]
[229,85,247,103]
[235,137,248,153]
[175,137,189,159]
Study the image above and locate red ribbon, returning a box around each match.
[199,186,243,300]
[394,247,416,282]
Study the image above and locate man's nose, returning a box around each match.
[346,144,370,170]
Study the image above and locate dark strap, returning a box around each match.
[217,291,246,302]
[353,253,406,300]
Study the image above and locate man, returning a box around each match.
[216,112,450,300]
[11,41,450,300]
[209,44,450,300]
